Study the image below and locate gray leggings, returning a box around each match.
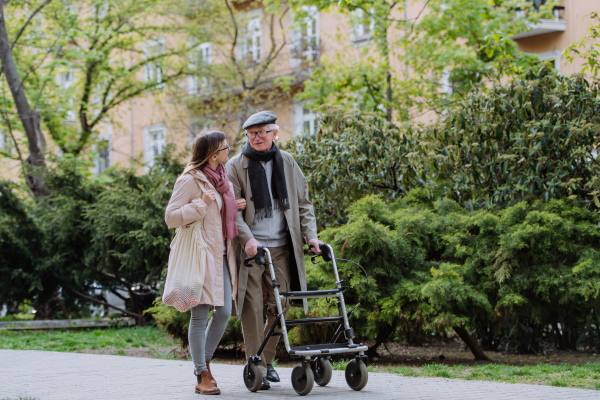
[189,256,232,374]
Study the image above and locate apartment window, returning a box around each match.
[143,38,166,89]
[290,6,320,67]
[144,123,167,172]
[351,8,374,43]
[188,41,212,95]
[0,129,11,157]
[94,138,111,174]
[238,10,263,62]
[293,101,317,136]
[441,70,453,96]
[57,70,76,122]
[93,2,109,20]
[537,50,561,74]
[188,121,209,147]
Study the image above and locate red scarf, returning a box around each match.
[200,164,239,239]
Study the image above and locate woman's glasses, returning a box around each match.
[216,145,230,153]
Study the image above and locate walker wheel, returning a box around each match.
[313,358,333,386]
[243,362,263,392]
[345,359,368,391]
[291,363,314,396]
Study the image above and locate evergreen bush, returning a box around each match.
[313,195,600,358]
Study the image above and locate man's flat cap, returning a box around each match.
[243,111,277,130]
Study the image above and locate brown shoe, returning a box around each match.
[206,360,217,387]
[195,371,220,395]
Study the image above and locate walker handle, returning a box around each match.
[244,246,266,267]
[309,243,333,263]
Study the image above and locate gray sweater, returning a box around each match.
[250,160,287,247]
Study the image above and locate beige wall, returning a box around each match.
[514,1,596,75]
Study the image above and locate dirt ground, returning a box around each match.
[210,337,600,368]
[366,338,600,367]
[75,337,599,367]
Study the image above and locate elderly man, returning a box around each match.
[226,111,322,390]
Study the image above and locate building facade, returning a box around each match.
[0,0,595,178]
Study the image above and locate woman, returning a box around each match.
[165,131,245,395]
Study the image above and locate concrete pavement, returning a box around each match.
[0,350,598,399]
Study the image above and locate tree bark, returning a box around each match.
[453,325,492,361]
[0,2,48,196]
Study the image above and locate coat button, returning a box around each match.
[250,197,254,201]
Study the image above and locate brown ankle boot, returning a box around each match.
[195,371,220,395]
[206,360,217,387]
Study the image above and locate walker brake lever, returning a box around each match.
[244,246,266,267]
[309,243,332,262]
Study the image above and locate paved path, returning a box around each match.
[0,350,598,400]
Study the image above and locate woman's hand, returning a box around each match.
[236,198,247,210]
[202,189,216,204]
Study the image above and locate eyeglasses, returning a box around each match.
[216,145,230,153]
[246,129,274,139]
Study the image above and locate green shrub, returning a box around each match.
[315,195,600,357]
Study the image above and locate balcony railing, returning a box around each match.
[512,2,566,40]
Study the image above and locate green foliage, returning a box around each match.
[0,145,185,320]
[316,195,600,354]
[566,12,600,78]
[145,298,191,348]
[380,362,600,390]
[289,0,543,118]
[0,326,172,352]
[3,0,191,156]
[281,105,422,228]
[423,67,600,211]
[0,182,45,305]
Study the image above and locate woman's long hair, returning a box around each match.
[181,130,226,176]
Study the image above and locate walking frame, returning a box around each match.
[241,243,369,396]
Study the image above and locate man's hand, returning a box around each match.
[245,237,262,257]
[202,189,216,204]
[308,238,325,254]
[236,198,247,210]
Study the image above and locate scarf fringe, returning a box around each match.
[274,198,290,212]
[254,207,273,222]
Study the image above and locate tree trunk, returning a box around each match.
[453,325,492,361]
[0,2,48,196]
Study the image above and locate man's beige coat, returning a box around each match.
[226,150,318,315]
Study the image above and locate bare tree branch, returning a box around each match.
[66,286,142,320]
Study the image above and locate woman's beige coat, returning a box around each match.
[164,170,237,308]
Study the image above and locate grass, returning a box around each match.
[0,326,173,353]
[331,360,600,390]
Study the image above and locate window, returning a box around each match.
[57,70,76,122]
[0,129,11,157]
[351,8,374,43]
[238,10,263,62]
[143,123,167,172]
[441,70,453,96]
[188,121,211,147]
[290,6,320,67]
[537,50,561,74]
[293,101,317,136]
[143,38,166,89]
[188,41,212,95]
[95,138,111,174]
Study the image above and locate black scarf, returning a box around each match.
[242,142,290,221]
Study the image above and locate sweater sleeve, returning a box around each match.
[165,175,207,228]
